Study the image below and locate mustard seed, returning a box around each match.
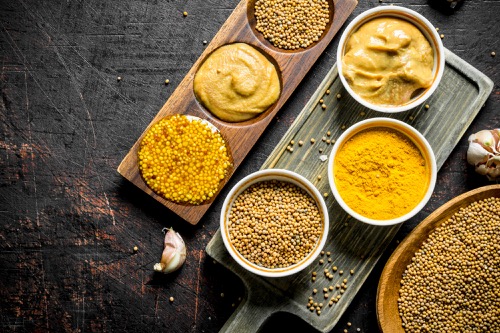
[138,115,231,205]
[183,11,188,17]
[165,79,170,84]
[336,93,341,99]
[298,140,304,146]
[311,138,316,143]
[169,297,174,302]
[399,197,500,332]
[133,246,138,253]
[425,104,430,109]
[228,180,322,269]
[321,104,327,110]
[491,51,496,57]
[254,0,330,50]
[326,89,330,95]
[440,33,444,39]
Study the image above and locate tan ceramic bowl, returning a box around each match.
[220,169,329,277]
[327,118,437,226]
[337,6,445,113]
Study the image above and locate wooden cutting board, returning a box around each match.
[117,0,358,224]
[206,48,493,332]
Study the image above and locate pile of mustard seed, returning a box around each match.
[254,0,330,50]
[398,197,500,332]
[228,180,322,268]
[138,115,231,205]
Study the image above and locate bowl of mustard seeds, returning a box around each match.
[221,169,329,277]
[328,118,437,226]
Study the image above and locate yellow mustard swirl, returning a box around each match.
[194,43,281,122]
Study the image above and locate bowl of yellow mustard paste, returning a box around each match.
[328,118,437,226]
[194,43,281,122]
[337,6,445,112]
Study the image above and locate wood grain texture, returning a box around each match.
[1,0,499,332]
[206,49,493,333]
[377,185,500,333]
[117,0,358,225]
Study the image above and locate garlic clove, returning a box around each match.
[154,228,186,274]
[466,142,491,166]
[468,130,496,153]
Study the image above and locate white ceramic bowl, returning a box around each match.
[328,118,437,226]
[337,6,445,113]
[220,169,329,277]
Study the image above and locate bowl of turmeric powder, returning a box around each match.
[328,118,437,226]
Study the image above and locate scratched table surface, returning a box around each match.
[0,0,498,332]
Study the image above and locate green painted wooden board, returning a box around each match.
[206,48,493,333]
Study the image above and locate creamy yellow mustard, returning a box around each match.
[342,17,434,107]
[194,43,280,122]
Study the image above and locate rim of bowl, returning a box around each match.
[220,169,329,277]
[327,118,437,226]
[336,6,445,113]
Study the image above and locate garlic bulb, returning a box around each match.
[467,129,500,180]
[154,228,186,274]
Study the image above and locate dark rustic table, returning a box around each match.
[1,0,498,332]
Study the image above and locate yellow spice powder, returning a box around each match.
[334,127,429,220]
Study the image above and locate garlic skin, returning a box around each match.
[154,228,186,274]
[467,129,500,180]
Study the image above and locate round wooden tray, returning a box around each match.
[376,184,500,333]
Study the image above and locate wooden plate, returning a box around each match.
[117,0,357,224]
[377,184,500,333]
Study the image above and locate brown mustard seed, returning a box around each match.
[138,115,231,205]
[398,197,500,332]
[254,0,330,50]
[228,180,322,269]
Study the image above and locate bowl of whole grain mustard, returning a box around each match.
[221,169,329,277]
[328,118,437,226]
[337,6,445,112]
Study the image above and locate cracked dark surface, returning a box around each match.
[1,0,498,332]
